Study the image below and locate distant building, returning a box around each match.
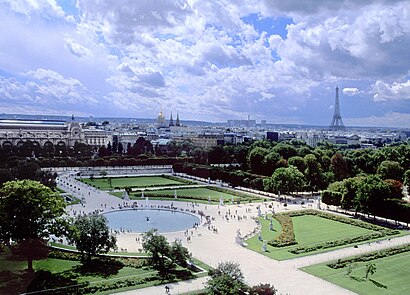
[175,113,181,126]
[157,108,167,128]
[227,119,256,128]
[169,112,174,127]
[0,119,109,148]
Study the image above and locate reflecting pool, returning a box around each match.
[104,209,200,233]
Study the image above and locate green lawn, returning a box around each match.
[81,176,188,190]
[246,215,380,260]
[1,249,211,295]
[113,187,262,204]
[293,215,374,245]
[302,250,410,295]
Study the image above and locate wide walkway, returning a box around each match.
[58,172,410,295]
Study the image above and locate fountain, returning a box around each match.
[104,209,200,233]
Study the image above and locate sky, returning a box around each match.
[0,0,409,127]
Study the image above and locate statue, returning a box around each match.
[235,229,247,247]
[262,241,267,252]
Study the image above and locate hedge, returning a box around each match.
[263,210,399,253]
[267,214,297,247]
[327,244,410,269]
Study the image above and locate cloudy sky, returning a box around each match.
[0,0,409,127]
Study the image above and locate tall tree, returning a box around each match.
[70,214,117,262]
[264,166,305,194]
[304,154,325,191]
[142,229,190,273]
[206,261,247,295]
[0,180,66,271]
[377,160,404,181]
[331,153,349,181]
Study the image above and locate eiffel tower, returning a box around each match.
[329,86,346,130]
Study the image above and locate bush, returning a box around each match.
[327,244,410,269]
[267,214,297,247]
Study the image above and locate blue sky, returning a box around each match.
[0,0,409,127]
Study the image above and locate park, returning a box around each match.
[1,167,409,294]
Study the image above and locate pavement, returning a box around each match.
[57,171,410,295]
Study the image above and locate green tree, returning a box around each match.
[377,160,404,180]
[272,143,297,159]
[356,175,389,216]
[263,151,281,175]
[169,240,191,267]
[249,283,277,295]
[70,214,117,261]
[247,147,269,175]
[288,156,306,173]
[142,229,190,273]
[0,180,66,271]
[206,261,247,295]
[264,166,305,194]
[331,153,349,181]
[304,154,325,192]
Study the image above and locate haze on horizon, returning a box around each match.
[0,0,409,128]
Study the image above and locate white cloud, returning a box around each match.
[371,80,410,101]
[343,87,360,96]
[1,0,72,21]
[65,38,93,59]
[0,0,409,124]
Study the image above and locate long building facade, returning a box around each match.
[0,119,110,148]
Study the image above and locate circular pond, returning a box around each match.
[104,209,200,233]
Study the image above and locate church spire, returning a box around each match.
[169,111,174,127]
[176,112,180,126]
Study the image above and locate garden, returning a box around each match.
[0,247,209,295]
[111,186,265,204]
[80,175,195,190]
[245,210,403,260]
[302,244,410,294]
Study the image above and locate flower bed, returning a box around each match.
[267,214,297,247]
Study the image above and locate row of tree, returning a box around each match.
[322,175,410,223]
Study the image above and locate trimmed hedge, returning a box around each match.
[286,210,399,235]
[267,214,297,247]
[264,210,400,254]
[289,232,387,254]
[286,210,399,255]
[327,244,410,269]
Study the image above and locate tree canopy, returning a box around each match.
[0,180,66,271]
[142,229,191,273]
[70,214,117,261]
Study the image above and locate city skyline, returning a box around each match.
[0,1,409,128]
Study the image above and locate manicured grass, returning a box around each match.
[246,214,384,260]
[302,250,410,295]
[81,175,187,190]
[1,249,211,295]
[293,215,374,245]
[111,186,263,204]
